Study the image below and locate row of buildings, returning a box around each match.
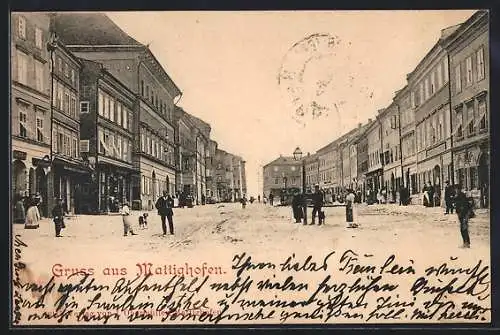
[264,10,489,208]
[11,12,247,216]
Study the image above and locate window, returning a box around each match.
[19,109,27,137]
[117,103,122,127]
[466,57,473,86]
[18,16,26,39]
[122,137,128,161]
[80,101,89,113]
[72,137,78,157]
[70,69,75,85]
[456,107,463,139]
[64,62,69,78]
[455,64,462,93]
[104,95,109,119]
[122,107,128,130]
[128,111,133,131]
[146,86,149,99]
[36,117,44,142]
[70,95,76,118]
[419,82,424,103]
[35,27,43,49]
[109,99,115,122]
[476,48,485,81]
[478,99,487,130]
[410,91,415,109]
[128,140,132,162]
[467,103,475,136]
[141,132,145,152]
[142,175,146,194]
[430,71,436,95]
[98,92,104,116]
[16,50,28,85]
[58,133,63,153]
[63,91,70,114]
[141,80,144,96]
[34,60,44,92]
[437,63,443,88]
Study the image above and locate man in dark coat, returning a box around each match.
[444,180,455,214]
[155,191,175,236]
[454,184,473,248]
[311,185,324,225]
[291,190,303,223]
[51,197,65,237]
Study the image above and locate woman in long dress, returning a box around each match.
[25,197,40,229]
[14,194,26,224]
[346,189,358,228]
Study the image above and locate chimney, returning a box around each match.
[368,118,372,122]
[358,123,362,128]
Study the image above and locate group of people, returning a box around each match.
[289,185,359,228]
[14,192,45,229]
[422,182,441,207]
[120,191,175,237]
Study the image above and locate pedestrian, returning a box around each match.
[345,189,358,228]
[51,197,66,237]
[311,185,324,225]
[14,193,26,224]
[240,195,247,209]
[121,201,137,236]
[24,196,40,229]
[258,195,261,203]
[291,190,303,223]
[444,180,455,214]
[454,184,473,248]
[155,191,175,236]
[269,192,274,206]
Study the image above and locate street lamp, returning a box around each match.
[293,146,307,224]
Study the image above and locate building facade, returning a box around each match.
[305,153,319,191]
[365,116,383,197]
[78,59,137,213]
[49,37,89,214]
[262,156,301,203]
[409,26,456,206]
[395,86,418,201]
[446,10,489,208]
[54,13,182,210]
[11,12,53,217]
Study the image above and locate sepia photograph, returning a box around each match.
[10,9,491,326]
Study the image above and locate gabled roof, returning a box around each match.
[264,156,301,168]
[52,12,142,46]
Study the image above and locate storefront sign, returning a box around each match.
[13,150,27,160]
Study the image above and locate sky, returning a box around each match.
[106,10,476,197]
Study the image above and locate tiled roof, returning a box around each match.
[52,12,143,46]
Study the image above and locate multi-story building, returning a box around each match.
[205,140,218,201]
[409,25,458,204]
[379,101,403,203]
[189,115,211,204]
[353,119,372,202]
[214,149,232,202]
[317,142,337,194]
[365,114,383,196]
[263,155,301,203]
[445,10,489,208]
[11,13,53,217]
[396,85,418,200]
[305,152,319,191]
[78,59,137,213]
[49,33,89,214]
[54,13,181,210]
[174,106,197,198]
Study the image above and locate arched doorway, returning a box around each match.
[12,160,27,199]
[478,152,489,208]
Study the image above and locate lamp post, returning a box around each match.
[293,147,307,225]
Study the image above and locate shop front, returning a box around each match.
[97,159,137,213]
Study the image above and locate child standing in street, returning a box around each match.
[121,201,137,236]
[51,197,65,237]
